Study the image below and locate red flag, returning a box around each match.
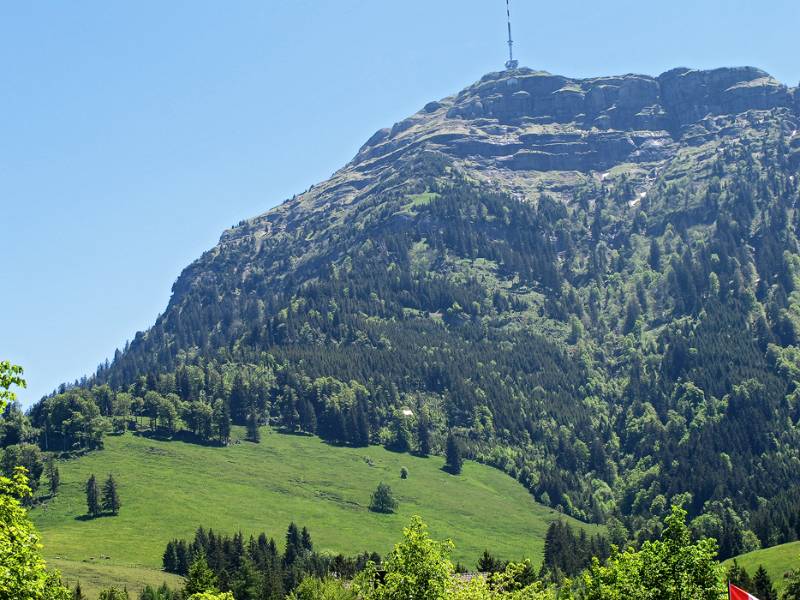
[729,583,760,600]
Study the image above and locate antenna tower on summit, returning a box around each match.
[505,0,519,70]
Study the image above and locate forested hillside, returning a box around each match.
[11,66,800,557]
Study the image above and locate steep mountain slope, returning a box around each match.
[40,66,800,552]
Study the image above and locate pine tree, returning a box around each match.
[355,404,370,447]
[649,238,661,270]
[445,432,463,475]
[301,526,313,552]
[246,404,261,443]
[284,522,302,567]
[175,539,189,575]
[73,581,87,600]
[417,417,432,457]
[477,549,504,574]
[726,560,753,592]
[86,474,101,517]
[753,565,778,600]
[46,456,60,496]
[101,474,121,515]
[162,541,178,573]
[213,399,231,445]
[388,415,411,453]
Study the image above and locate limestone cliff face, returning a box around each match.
[354,66,795,176]
[220,66,798,249]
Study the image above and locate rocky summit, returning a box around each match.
[218,66,800,254]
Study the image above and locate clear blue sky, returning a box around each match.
[2,1,798,406]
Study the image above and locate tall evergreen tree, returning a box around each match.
[101,474,121,515]
[162,541,178,573]
[284,522,302,567]
[46,456,60,496]
[73,581,87,600]
[246,403,261,443]
[300,526,313,552]
[417,417,432,457]
[213,399,231,445]
[85,474,101,517]
[476,549,504,574]
[753,565,778,600]
[445,432,463,475]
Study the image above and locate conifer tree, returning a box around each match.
[354,404,370,447]
[753,565,778,600]
[73,581,86,600]
[284,522,302,566]
[476,549,504,574]
[445,432,463,475]
[101,474,121,515]
[162,541,178,573]
[417,417,432,457]
[388,415,411,453]
[301,526,313,552]
[46,456,60,496]
[85,474,101,517]
[213,400,231,445]
[246,404,260,443]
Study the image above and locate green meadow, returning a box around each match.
[33,427,599,594]
[727,541,800,591]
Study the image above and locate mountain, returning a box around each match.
[35,66,800,554]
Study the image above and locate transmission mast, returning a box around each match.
[505,0,519,70]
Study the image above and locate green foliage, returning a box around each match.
[184,554,218,596]
[138,583,180,600]
[98,587,129,600]
[1,443,44,496]
[783,558,800,600]
[582,506,724,600]
[0,467,71,600]
[370,482,398,514]
[186,593,234,600]
[0,360,25,411]
[372,515,454,600]
[288,578,357,600]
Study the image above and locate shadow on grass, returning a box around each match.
[132,429,222,447]
[440,465,461,476]
[74,513,116,522]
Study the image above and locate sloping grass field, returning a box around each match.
[727,541,800,591]
[33,427,599,595]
